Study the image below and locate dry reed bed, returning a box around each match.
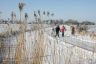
[77,31,96,41]
[0,22,46,64]
[75,25,96,41]
[31,23,45,64]
[1,23,96,64]
[13,22,45,64]
[0,24,21,38]
[14,23,26,64]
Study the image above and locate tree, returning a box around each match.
[81,21,95,25]
[11,11,16,23]
[64,19,79,25]
[0,11,2,20]
[11,11,14,23]
[43,11,45,15]
[51,13,54,16]
[0,11,2,14]
[47,11,50,17]
[60,19,64,24]
[18,2,25,22]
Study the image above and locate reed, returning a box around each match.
[14,23,26,64]
[90,33,96,40]
[31,22,45,64]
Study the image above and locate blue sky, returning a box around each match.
[0,0,96,22]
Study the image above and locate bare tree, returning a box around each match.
[47,11,50,17]
[51,13,54,17]
[11,11,14,23]
[0,11,2,20]
[0,11,2,14]
[51,13,54,22]
[11,11,16,23]
[43,11,45,15]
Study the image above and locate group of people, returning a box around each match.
[52,25,75,37]
[52,25,66,37]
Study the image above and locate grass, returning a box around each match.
[13,21,45,64]
[31,23,45,64]
[1,23,96,64]
[14,23,26,64]
[90,33,96,40]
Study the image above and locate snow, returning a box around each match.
[0,24,96,64]
[45,32,96,64]
[87,25,96,32]
[0,24,20,33]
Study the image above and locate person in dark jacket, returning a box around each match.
[71,26,75,35]
[55,25,60,37]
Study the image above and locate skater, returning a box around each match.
[60,25,66,37]
[55,25,60,37]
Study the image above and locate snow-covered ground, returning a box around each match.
[44,25,96,64]
[0,24,21,33]
[0,24,96,64]
[87,25,96,32]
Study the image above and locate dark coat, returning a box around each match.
[56,26,60,33]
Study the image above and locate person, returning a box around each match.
[60,25,66,37]
[55,25,60,37]
[71,26,75,35]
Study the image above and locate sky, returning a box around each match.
[0,0,96,22]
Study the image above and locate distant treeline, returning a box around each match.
[45,19,95,25]
[0,19,95,25]
[63,19,95,25]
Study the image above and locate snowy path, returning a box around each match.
[45,25,96,53]
[44,30,96,64]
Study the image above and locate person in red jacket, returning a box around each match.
[60,25,66,37]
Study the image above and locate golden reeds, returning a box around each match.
[90,33,96,40]
[14,23,25,64]
[31,22,45,64]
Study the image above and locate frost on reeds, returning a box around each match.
[76,25,96,40]
[90,32,96,40]
[76,25,88,36]
[0,38,4,63]
[14,23,26,64]
[31,22,45,64]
